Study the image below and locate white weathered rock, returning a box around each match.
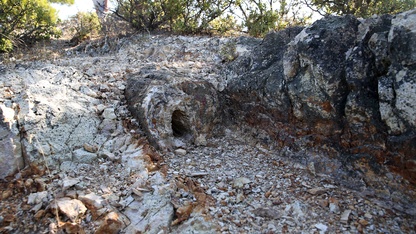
[329,202,340,214]
[340,209,351,224]
[315,223,328,233]
[80,86,98,98]
[0,104,23,179]
[79,193,106,210]
[52,198,87,222]
[232,177,251,189]
[72,148,97,164]
[175,148,187,156]
[62,177,80,190]
[102,108,117,120]
[28,191,48,205]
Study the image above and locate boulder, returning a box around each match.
[125,67,221,151]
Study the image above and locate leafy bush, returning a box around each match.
[0,0,72,52]
[245,9,279,37]
[171,0,233,34]
[69,12,102,45]
[209,15,240,34]
[113,0,171,31]
[307,0,416,17]
[219,40,238,62]
[113,0,233,34]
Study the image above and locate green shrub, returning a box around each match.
[0,0,72,52]
[219,40,238,62]
[0,37,13,52]
[114,0,171,31]
[209,15,240,34]
[113,0,233,34]
[69,12,102,45]
[309,0,416,17]
[245,10,278,37]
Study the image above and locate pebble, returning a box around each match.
[79,193,105,210]
[232,177,251,189]
[53,198,87,222]
[62,178,80,190]
[175,148,187,156]
[340,210,352,224]
[315,223,328,233]
[103,108,117,120]
[72,148,98,164]
[329,202,340,213]
[27,191,48,205]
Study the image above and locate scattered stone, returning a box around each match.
[175,148,187,156]
[329,202,340,214]
[364,213,373,219]
[172,204,194,225]
[78,193,105,210]
[252,208,280,219]
[31,202,43,213]
[307,187,327,195]
[2,189,13,200]
[27,191,48,205]
[95,211,124,234]
[49,223,58,234]
[34,210,46,220]
[232,177,251,189]
[72,148,97,164]
[315,223,328,233]
[340,209,352,224]
[80,86,98,98]
[102,108,117,120]
[359,219,369,226]
[62,177,80,190]
[52,198,87,222]
[83,143,98,153]
[188,172,209,177]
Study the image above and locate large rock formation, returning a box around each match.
[223,10,416,183]
[126,67,221,151]
[126,9,416,184]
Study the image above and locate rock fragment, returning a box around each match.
[27,191,48,205]
[232,177,251,189]
[95,211,125,234]
[72,148,97,164]
[175,148,187,156]
[51,198,87,222]
[340,209,352,224]
[315,223,328,233]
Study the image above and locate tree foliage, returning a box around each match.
[306,0,416,17]
[113,0,233,34]
[69,12,101,45]
[235,0,310,36]
[0,0,73,52]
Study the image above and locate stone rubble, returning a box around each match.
[0,10,415,234]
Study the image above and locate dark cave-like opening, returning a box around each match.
[171,110,191,138]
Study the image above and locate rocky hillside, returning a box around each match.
[1,9,415,234]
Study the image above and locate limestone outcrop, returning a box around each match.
[125,9,416,183]
[126,68,221,151]
[223,9,416,183]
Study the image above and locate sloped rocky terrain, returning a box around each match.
[1,9,416,234]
